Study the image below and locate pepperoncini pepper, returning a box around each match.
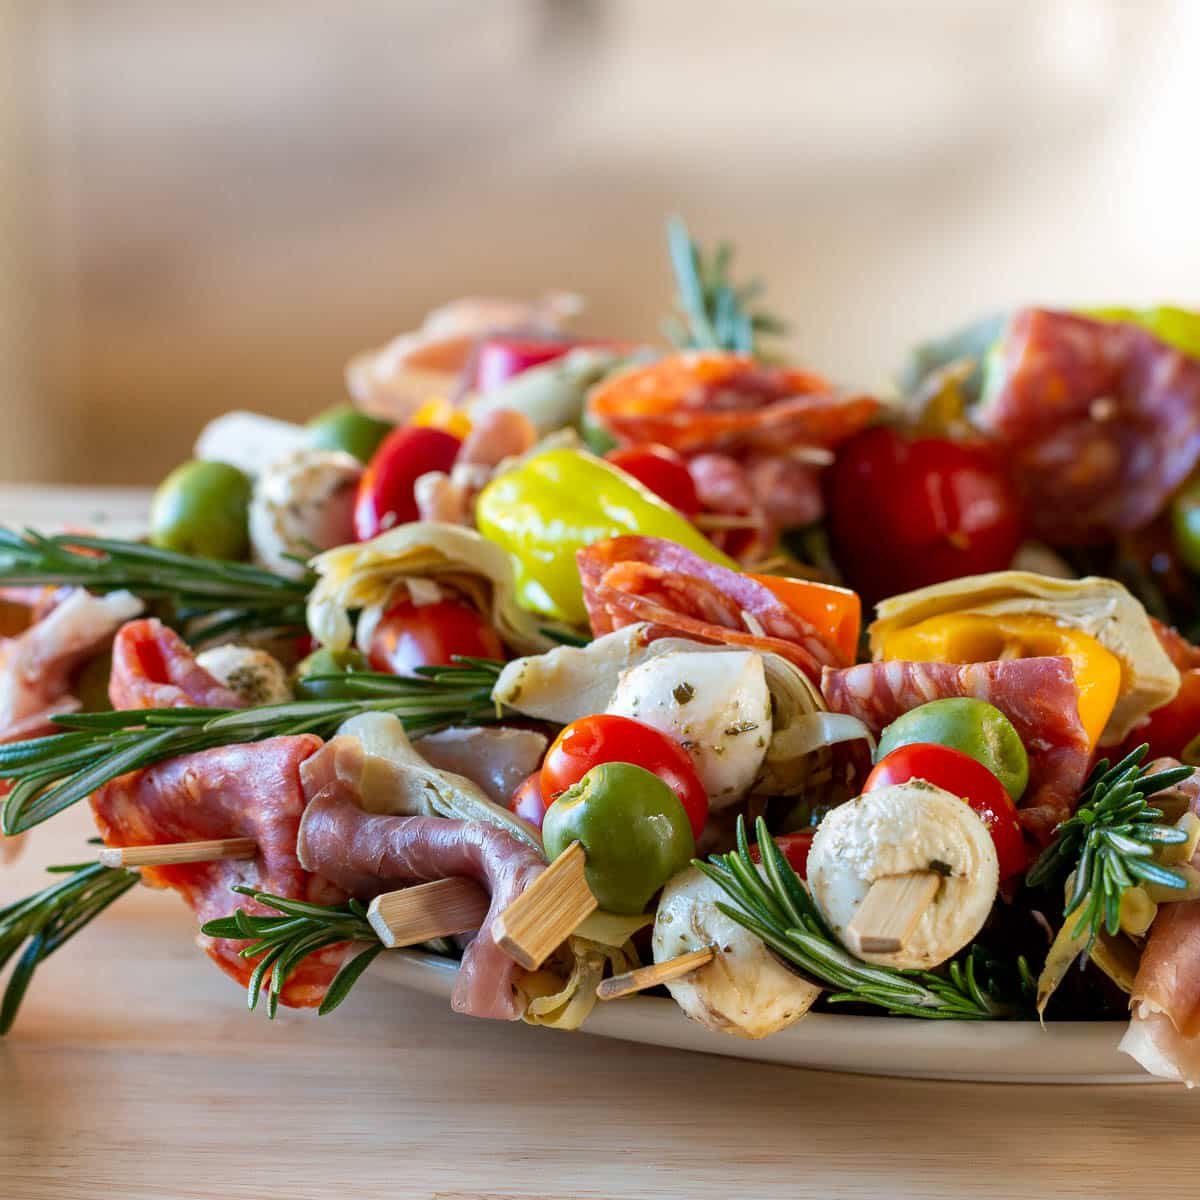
[475,447,735,624]
[542,761,695,914]
[876,613,1121,748]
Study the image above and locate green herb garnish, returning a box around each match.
[0,859,139,1034]
[1026,745,1193,943]
[0,528,313,643]
[0,659,504,836]
[201,886,384,1019]
[664,217,786,356]
[695,816,1032,1020]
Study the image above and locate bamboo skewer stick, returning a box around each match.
[597,946,716,1001]
[366,877,490,949]
[844,871,941,956]
[98,837,258,869]
[492,841,597,970]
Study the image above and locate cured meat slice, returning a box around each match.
[586,352,878,455]
[1121,761,1200,1084]
[90,735,344,1007]
[108,618,244,710]
[297,773,545,1021]
[0,588,142,737]
[975,309,1200,544]
[821,657,1090,840]
[578,536,847,680]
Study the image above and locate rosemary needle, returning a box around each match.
[695,816,1032,1020]
[0,660,505,836]
[0,528,313,643]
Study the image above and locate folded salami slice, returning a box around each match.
[90,735,347,1008]
[821,656,1090,840]
[586,352,878,455]
[1121,762,1200,1084]
[108,618,243,710]
[975,309,1200,544]
[578,536,843,680]
[297,750,545,1021]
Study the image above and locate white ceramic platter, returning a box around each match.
[373,950,1151,1084]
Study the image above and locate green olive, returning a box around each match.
[306,405,393,464]
[1170,476,1200,573]
[293,646,369,699]
[876,697,1029,802]
[579,408,619,456]
[150,460,252,560]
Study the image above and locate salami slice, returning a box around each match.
[975,309,1200,544]
[90,735,346,1008]
[587,352,878,455]
[108,618,244,710]
[578,536,845,680]
[821,657,1091,840]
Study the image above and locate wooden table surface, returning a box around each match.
[1,487,1197,1200]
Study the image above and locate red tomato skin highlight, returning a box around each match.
[863,742,1027,879]
[367,596,504,675]
[540,713,709,840]
[604,444,702,516]
[354,427,461,541]
[825,427,1022,604]
[749,831,813,879]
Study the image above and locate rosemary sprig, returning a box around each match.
[0,859,139,1034]
[201,886,384,1018]
[1026,745,1193,943]
[695,816,1030,1020]
[664,216,787,356]
[0,659,504,836]
[0,529,313,643]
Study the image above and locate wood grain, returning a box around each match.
[1,490,1200,1200]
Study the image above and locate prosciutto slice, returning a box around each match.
[975,309,1200,544]
[0,588,142,737]
[108,618,243,710]
[90,735,346,1007]
[821,657,1090,840]
[298,739,545,1020]
[578,536,844,680]
[1121,762,1200,1084]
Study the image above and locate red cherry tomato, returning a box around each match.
[605,444,702,515]
[509,771,546,831]
[749,831,813,880]
[354,427,461,541]
[540,713,709,839]
[367,595,504,675]
[1113,670,1200,764]
[474,337,577,393]
[825,427,1022,604]
[864,742,1027,879]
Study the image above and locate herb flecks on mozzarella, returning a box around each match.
[607,650,771,809]
[806,781,999,971]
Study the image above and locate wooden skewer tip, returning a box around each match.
[98,837,259,870]
[597,945,716,1002]
[845,871,941,957]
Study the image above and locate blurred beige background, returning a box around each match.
[0,0,1198,485]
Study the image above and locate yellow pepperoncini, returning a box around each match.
[409,396,473,440]
[476,447,735,625]
[876,613,1121,747]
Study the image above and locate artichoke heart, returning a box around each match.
[305,520,554,656]
[869,570,1180,745]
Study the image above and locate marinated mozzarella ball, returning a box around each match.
[195,645,292,706]
[653,866,820,1040]
[807,781,999,971]
[248,450,362,579]
[607,650,771,809]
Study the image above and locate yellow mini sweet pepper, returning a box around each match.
[876,612,1121,748]
[476,447,735,625]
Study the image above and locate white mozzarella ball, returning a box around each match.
[607,650,771,809]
